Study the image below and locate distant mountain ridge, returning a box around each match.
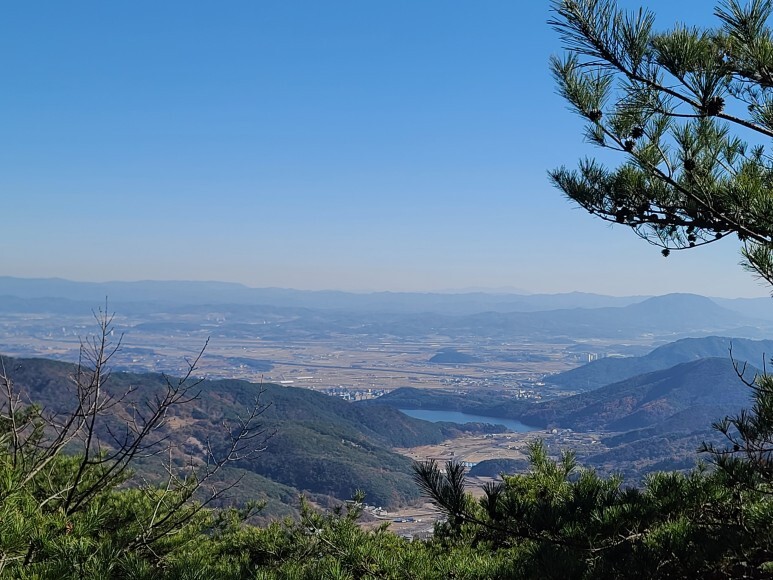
[712,296,773,322]
[442,293,768,339]
[548,336,773,391]
[0,276,650,314]
[2,277,773,340]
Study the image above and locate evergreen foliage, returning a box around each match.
[548,0,773,283]
[413,442,773,578]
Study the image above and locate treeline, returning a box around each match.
[5,430,773,578]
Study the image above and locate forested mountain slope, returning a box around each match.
[3,355,488,509]
[522,357,753,431]
[548,336,773,391]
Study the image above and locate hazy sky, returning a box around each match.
[3,1,770,298]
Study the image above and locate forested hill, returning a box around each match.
[2,355,492,509]
[519,357,754,432]
[547,335,773,391]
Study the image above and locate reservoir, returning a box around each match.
[399,409,536,433]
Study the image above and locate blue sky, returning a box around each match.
[2,1,768,297]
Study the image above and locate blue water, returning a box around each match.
[398,408,536,433]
